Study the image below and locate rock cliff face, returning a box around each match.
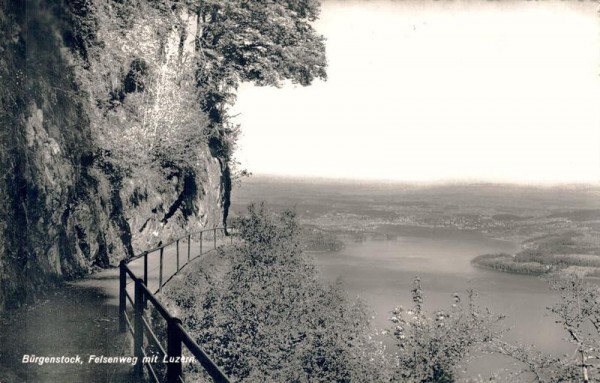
[0,1,225,311]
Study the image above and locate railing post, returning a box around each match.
[167,317,183,383]
[143,252,148,309]
[176,239,180,272]
[119,260,126,333]
[159,247,164,292]
[200,231,203,255]
[214,228,217,249]
[187,234,191,262]
[134,278,144,377]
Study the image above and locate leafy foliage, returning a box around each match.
[190,0,327,160]
[388,278,504,383]
[65,0,328,225]
[175,204,387,382]
[492,341,580,383]
[547,275,600,381]
[487,275,600,383]
[70,0,328,180]
[69,0,209,174]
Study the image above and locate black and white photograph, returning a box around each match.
[1,0,600,382]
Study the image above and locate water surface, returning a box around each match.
[313,227,572,378]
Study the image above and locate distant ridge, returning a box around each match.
[243,173,600,190]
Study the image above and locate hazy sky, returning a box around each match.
[232,0,600,183]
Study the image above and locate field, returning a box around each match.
[231,175,600,275]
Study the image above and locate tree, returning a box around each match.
[388,278,504,383]
[490,274,600,383]
[492,341,579,383]
[547,275,600,382]
[188,0,328,226]
[191,0,327,159]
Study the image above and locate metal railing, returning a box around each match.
[119,227,233,383]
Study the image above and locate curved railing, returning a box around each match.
[119,227,233,383]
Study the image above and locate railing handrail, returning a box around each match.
[128,226,231,262]
[119,226,233,383]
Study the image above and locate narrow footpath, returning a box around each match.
[0,266,133,383]
[0,235,230,383]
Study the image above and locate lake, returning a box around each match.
[311,226,572,379]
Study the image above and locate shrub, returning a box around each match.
[186,204,387,382]
[389,278,504,383]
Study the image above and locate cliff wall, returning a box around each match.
[0,1,225,311]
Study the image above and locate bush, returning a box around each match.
[388,278,503,383]
[185,204,387,382]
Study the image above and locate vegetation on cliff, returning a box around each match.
[0,0,327,310]
[164,205,388,381]
[66,0,327,231]
[65,0,327,243]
